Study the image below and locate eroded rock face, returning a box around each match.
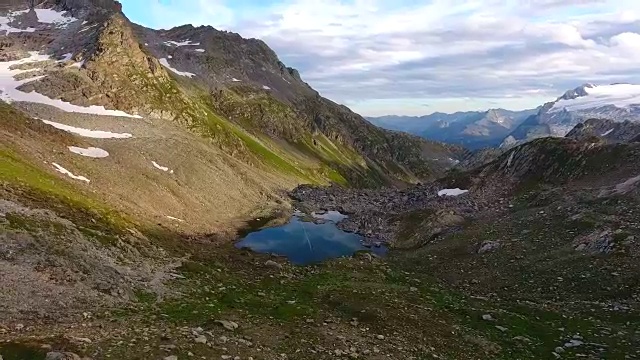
[574,229,615,254]
[49,0,122,13]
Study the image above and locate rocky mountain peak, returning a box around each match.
[559,83,595,100]
[504,83,640,145]
[484,109,506,123]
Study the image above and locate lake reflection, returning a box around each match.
[236,211,386,265]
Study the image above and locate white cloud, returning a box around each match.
[126,0,640,115]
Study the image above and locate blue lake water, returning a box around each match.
[236,211,387,265]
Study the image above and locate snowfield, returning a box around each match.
[32,9,78,27]
[1,9,77,34]
[159,58,196,78]
[41,119,133,139]
[0,12,36,34]
[68,146,109,158]
[550,84,640,113]
[0,52,142,118]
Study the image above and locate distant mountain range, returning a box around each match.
[369,83,640,150]
[367,108,537,150]
[504,83,640,147]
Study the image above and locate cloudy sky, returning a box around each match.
[121,0,640,116]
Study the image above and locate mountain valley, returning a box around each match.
[1,1,639,360]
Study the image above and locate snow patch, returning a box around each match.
[152,161,173,173]
[231,78,241,82]
[550,84,640,113]
[167,55,173,59]
[59,53,73,62]
[262,85,271,90]
[601,128,614,136]
[52,163,90,183]
[166,216,185,222]
[69,60,85,69]
[78,23,98,33]
[33,9,78,27]
[68,146,109,158]
[438,188,469,197]
[0,12,36,34]
[164,40,200,47]
[0,52,141,118]
[195,49,205,53]
[159,58,195,78]
[41,119,133,139]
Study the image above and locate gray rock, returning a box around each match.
[573,229,614,254]
[482,314,494,321]
[264,260,283,269]
[478,241,501,254]
[194,335,207,344]
[216,320,239,331]
[564,339,584,348]
[45,353,82,360]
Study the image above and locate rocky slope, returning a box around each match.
[0,0,463,233]
[506,83,640,146]
[2,0,460,176]
[289,135,640,358]
[4,119,639,359]
[566,117,640,143]
[368,108,536,150]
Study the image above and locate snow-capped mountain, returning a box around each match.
[507,83,640,144]
[367,108,536,150]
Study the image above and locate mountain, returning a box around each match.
[0,0,463,230]
[565,118,640,143]
[368,108,536,150]
[5,2,640,359]
[506,83,640,145]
